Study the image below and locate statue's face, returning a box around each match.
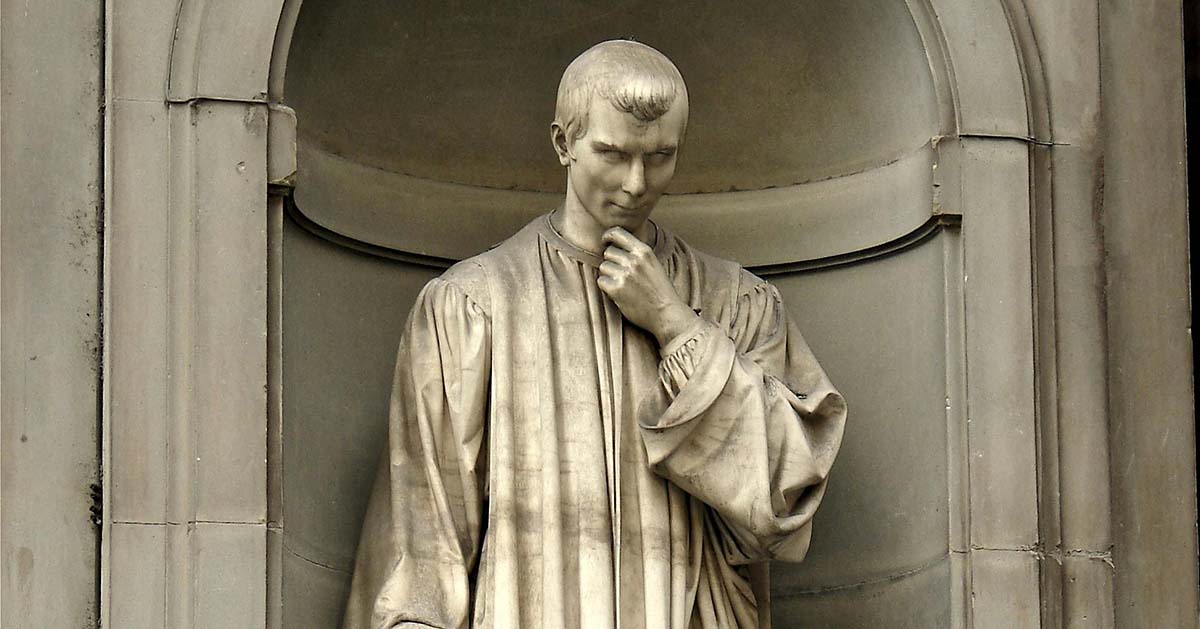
[564,96,686,232]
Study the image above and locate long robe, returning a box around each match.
[343,214,846,629]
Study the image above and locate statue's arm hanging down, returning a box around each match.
[343,276,492,629]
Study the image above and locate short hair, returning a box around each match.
[554,40,689,144]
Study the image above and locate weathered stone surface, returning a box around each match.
[1044,145,1110,554]
[14,0,1183,626]
[770,236,950,589]
[969,549,1040,628]
[169,0,287,102]
[1062,555,1114,629]
[772,557,952,628]
[0,0,103,626]
[109,523,167,627]
[109,99,171,524]
[281,537,354,629]
[1101,1,1199,626]
[1026,3,1101,144]
[187,101,269,524]
[961,139,1038,550]
[925,0,1029,137]
[192,523,268,627]
[281,221,439,578]
[110,0,178,101]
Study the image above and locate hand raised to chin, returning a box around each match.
[597,227,700,347]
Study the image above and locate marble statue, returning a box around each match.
[343,39,846,629]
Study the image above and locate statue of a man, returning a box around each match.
[344,40,846,629]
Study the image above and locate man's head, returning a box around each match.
[551,40,689,235]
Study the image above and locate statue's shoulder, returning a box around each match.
[664,230,778,319]
[734,266,774,298]
[435,216,546,312]
[662,231,745,311]
[437,257,492,313]
[667,229,748,285]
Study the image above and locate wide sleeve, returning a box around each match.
[343,276,491,629]
[640,278,846,565]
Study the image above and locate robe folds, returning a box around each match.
[344,214,846,629]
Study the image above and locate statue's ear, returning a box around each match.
[550,122,573,166]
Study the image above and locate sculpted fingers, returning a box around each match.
[603,246,634,267]
[598,261,625,281]
[602,227,650,255]
[596,272,618,295]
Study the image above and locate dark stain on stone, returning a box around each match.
[244,106,268,137]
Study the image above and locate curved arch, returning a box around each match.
[914,0,1031,139]
[161,0,1040,224]
[271,0,1041,273]
[172,0,1054,626]
[283,2,949,270]
[167,0,289,102]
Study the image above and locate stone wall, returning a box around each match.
[1,1,1194,627]
[1,0,103,626]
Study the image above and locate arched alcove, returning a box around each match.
[278,2,953,627]
[94,0,1200,626]
[285,0,941,266]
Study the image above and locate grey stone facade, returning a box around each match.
[2,1,1195,627]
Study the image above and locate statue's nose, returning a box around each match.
[622,158,647,197]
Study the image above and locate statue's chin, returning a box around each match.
[601,203,654,231]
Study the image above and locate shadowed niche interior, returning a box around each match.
[279,2,942,627]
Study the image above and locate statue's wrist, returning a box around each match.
[652,305,702,348]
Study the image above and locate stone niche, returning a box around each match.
[279,1,947,626]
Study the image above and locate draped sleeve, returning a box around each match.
[640,273,846,564]
[343,271,492,629]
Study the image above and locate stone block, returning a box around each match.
[268,104,297,187]
[108,522,166,627]
[267,527,284,629]
[1024,1,1101,145]
[1,1,102,626]
[168,0,285,101]
[961,139,1038,550]
[109,99,171,523]
[110,0,178,101]
[969,549,1039,628]
[1047,145,1111,553]
[1062,555,1114,629]
[941,228,969,558]
[926,0,1028,137]
[186,101,269,524]
[949,552,969,629]
[192,522,267,627]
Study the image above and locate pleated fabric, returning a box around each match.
[343,214,846,629]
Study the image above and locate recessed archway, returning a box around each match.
[97,0,1072,626]
[274,2,996,627]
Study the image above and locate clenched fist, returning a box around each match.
[598,227,701,348]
